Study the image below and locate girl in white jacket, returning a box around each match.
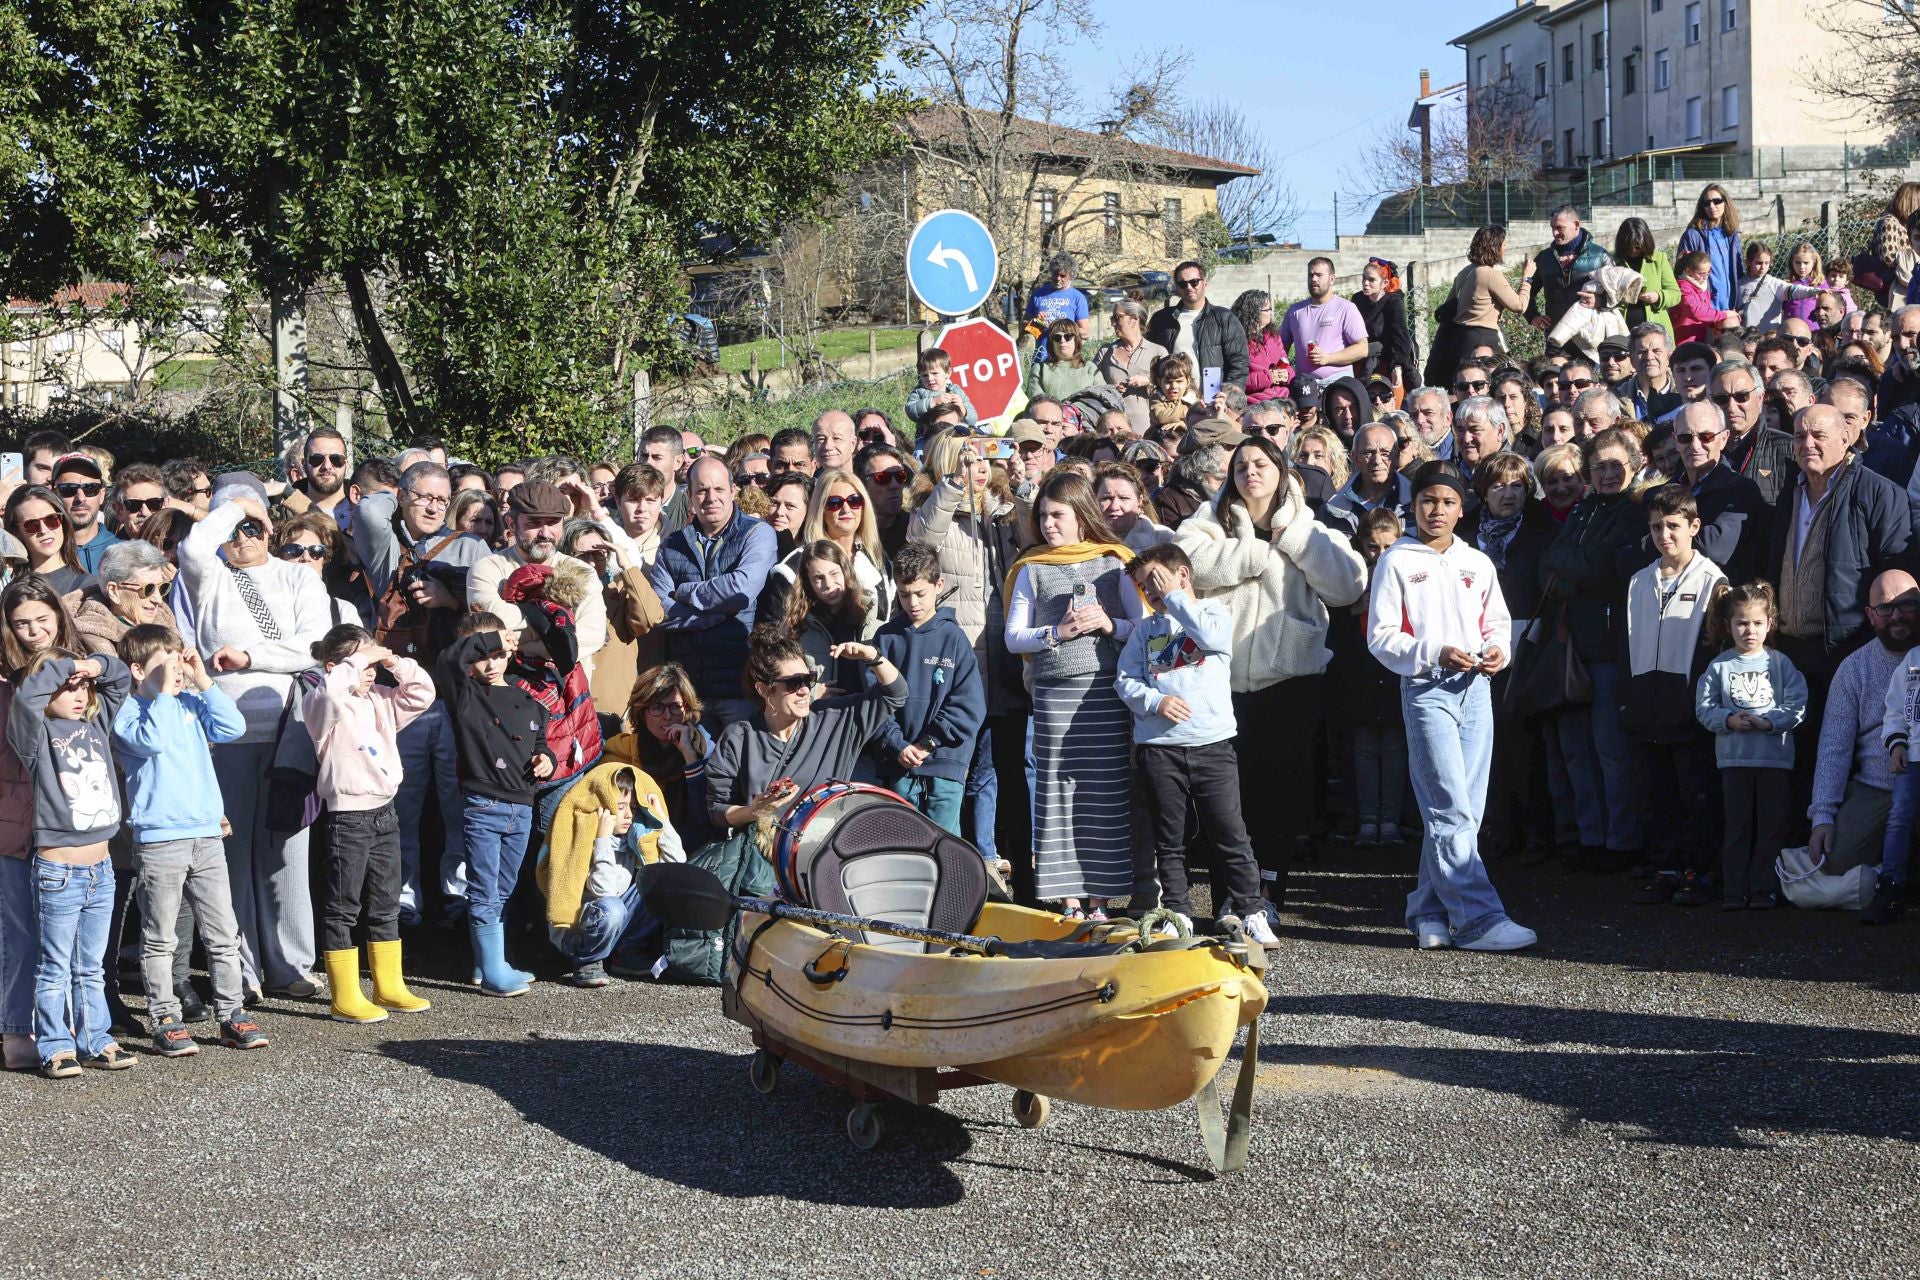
[1367,461,1535,952]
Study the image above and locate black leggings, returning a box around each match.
[1232,674,1324,909]
[321,803,402,953]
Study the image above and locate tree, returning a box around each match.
[1346,77,1541,217]
[1803,2,1920,146]
[1145,101,1301,242]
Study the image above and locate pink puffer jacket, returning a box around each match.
[1245,332,1293,404]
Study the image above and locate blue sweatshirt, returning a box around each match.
[872,607,986,783]
[1114,589,1237,746]
[1696,647,1807,770]
[112,684,248,843]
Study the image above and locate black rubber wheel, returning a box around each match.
[748,1049,780,1095]
[1011,1090,1051,1129]
[847,1102,883,1150]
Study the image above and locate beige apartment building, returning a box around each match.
[1451,0,1877,171]
[3,284,148,412]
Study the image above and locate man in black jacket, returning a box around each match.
[1147,260,1250,390]
[1525,207,1612,332]
[1713,360,1794,506]
[1617,401,1767,584]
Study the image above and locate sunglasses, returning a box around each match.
[858,428,890,444]
[1369,388,1393,401]
[1789,336,1814,347]
[110,580,165,599]
[16,514,63,536]
[1707,197,1726,206]
[121,496,165,514]
[823,493,866,514]
[768,672,815,693]
[231,519,265,541]
[305,453,346,469]
[1454,380,1489,393]
[1174,277,1205,289]
[1561,377,1595,390]
[1711,389,1757,406]
[864,469,909,488]
[55,482,104,499]
[1674,431,1722,444]
[190,484,211,498]
[736,472,770,488]
[1251,423,1288,438]
[1134,461,1162,476]
[278,543,328,561]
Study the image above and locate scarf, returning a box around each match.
[1002,540,1134,608]
[1474,510,1524,569]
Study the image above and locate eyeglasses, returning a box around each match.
[278,543,328,561]
[55,482,104,499]
[736,472,770,488]
[1674,431,1722,444]
[1560,377,1595,390]
[15,514,62,536]
[231,520,264,541]
[642,701,688,718]
[1174,276,1205,289]
[404,491,450,508]
[1711,389,1757,406]
[767,673,815,693]
[109,580,164,599]
[1789,335,1814,348]
[121,496,164,514]
[1869,597,1920,620]
[1454,379,1489,393]
[823,493,866,514]
[305,453,346,469]
[864,469,909,488]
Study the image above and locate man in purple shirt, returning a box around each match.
[1279,257,1370,385]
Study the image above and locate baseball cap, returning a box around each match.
[1598,337,1631,357]
[1180,418,1248,455]
[1291,379,1324,410]
[1003,420,1049,448]
[50,452,103,480]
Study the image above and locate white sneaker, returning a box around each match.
[1458,919,1538,951]
[1356,822,1379,848]
[1379,822,1405,845]
[1243,910,1281,949]
[1414,921,1452,949]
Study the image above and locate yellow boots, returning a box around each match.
[367,939,431,1013]
[324,948,388,1024]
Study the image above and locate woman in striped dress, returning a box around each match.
[1003,472,1144,919]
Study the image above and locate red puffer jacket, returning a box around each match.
[1245,332,1293,404]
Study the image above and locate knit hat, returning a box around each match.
[210,470,269,511]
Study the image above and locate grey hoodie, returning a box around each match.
[6,653,131,849]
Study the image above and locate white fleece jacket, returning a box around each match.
[1881,645,1920,752]
[1366,535,1512,678]
[1625,552,1726,678]
[1174,479,1368,693]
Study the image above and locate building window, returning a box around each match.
[102,331,125,355]
[1103,192,1121,251]
[1563,128,1576,167]
[1686,2,1702,43]
[1036,189,1055,227]
[1623,54,1636,95]
[1654,48,1670,90]
[1562,43,1574,83]
[1721,84,1740,130]
[48,331,74,352]
[1163,198,1182,256]
[1477,54,1487,85]
[1652,0,1663,10]
[1591,32,1605,72]
[1685,96,1703,141]
[1722,0,1737,30]
[1592,118,1607,160]
[1534,62,1548,97]
[1499,44,1512,78]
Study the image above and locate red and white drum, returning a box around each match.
[772,781,911,906]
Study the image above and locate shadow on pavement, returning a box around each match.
[383,1036,970,1206]
[1263,994,1920,1147]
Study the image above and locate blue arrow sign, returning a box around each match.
[906,209,999,317]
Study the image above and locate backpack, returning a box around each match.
[373,531,464,660]
[656,827,776,985]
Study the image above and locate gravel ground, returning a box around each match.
[2,850,1917,1280]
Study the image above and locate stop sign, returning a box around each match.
[935,317,1023,427]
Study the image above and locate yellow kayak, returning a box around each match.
[725,901,1267,1112]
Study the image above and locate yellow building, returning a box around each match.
[2,284,148,412]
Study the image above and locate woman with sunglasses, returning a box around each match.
[604,662,715,850]
[1677,185,1742,312]
[854,443,916,562]
[1024,318,1104,404]
[761,469,892,631]
[706,627,906,832]
[4,486,91,595]
[273,512,363,626]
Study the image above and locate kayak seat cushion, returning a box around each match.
[803,804,989,953]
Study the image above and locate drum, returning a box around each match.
[772,781,911,906]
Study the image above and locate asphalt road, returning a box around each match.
[2,850,1917,1279]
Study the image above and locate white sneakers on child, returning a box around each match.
[1243,908,1281,949]
[1414,921,1453,949]
[1458,919,1539,951]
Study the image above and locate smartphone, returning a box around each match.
[1201,366,1223,402]
[0,453,20,485]
[978,437,1016,461]
[1071,581,1090,611]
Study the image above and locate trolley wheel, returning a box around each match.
[1011,1090,1051,1129]
[846,1102,884,1150]
[748,1049,780,1096]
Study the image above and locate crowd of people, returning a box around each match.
[3,180,1917,1079]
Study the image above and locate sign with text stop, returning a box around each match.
[935,317,1023,429]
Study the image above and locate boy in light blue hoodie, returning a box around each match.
[1114,543,1272,946]
[111,624,265,1056]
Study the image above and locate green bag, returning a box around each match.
[656,828,775,986]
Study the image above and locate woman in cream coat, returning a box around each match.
[1176,436,1367,920]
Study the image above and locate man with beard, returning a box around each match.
[645,455,778,731]
[278,427,355,534]
[110,463,169,541]
[470,479,608,671]
[1406,386,1455,462]
[52,451,120,574]
[1808,570,1919,885]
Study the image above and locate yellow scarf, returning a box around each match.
[1002,540,1135,608]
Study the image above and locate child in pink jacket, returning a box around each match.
[301,622,436,1025]
[1674,250,1737,347]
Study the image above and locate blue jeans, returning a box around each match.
[463,793,533,926]
[1401,672,1510,944]
[397,703,466,921]
[1351,724,1408,825]
[896,775,965,836]
[0,856,33,1036]
[31,858,116,1061]
[963,724,997,858]
[549,883,660,966]
[1881,764,1918,885]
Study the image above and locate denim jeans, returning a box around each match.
[321,804,403,953]
[549,883,660,966]
[212,740,315,991]
[1401,671,1510,944]
[462,792,533,926]
[135,837,247,1023]
[1880,763,1918,885]
[1584,661,1642,850]
[31,857,116,1061]
[895,775,965,835]
[962,723,997,859]
[0,855,33,1036]
[1351,725,1408,825]
[396,703,467,922]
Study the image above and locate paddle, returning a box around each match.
[638,862,1007,956]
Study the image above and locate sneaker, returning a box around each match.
[1458,919,1538,951]
[81,1043,136,1071]
[152,1016,199,1058]
[1863,881,1906,926]
[1633,873,1680,905]
[565,962,611,989]
[1355,823,1380,848]
[1748,890,1780,910]
[39,1053,81,1080]
[1414,920,1452,950]
[219,1018,270,1051]
[607,953,656,980]
[1378,822,1405,846]
[1149,912,1195,940]
[1671,872,1715,907]
[1242,910,1281,949]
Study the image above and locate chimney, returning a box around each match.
[1419,68,1431,99]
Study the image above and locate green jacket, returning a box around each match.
[1619,251,1681,340]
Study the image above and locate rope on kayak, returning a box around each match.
[1133,908,1192,943]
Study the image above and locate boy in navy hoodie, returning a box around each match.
[873,544,985,838]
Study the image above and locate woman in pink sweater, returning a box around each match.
[1673,250,1739,347]
[301,623,436,1025]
